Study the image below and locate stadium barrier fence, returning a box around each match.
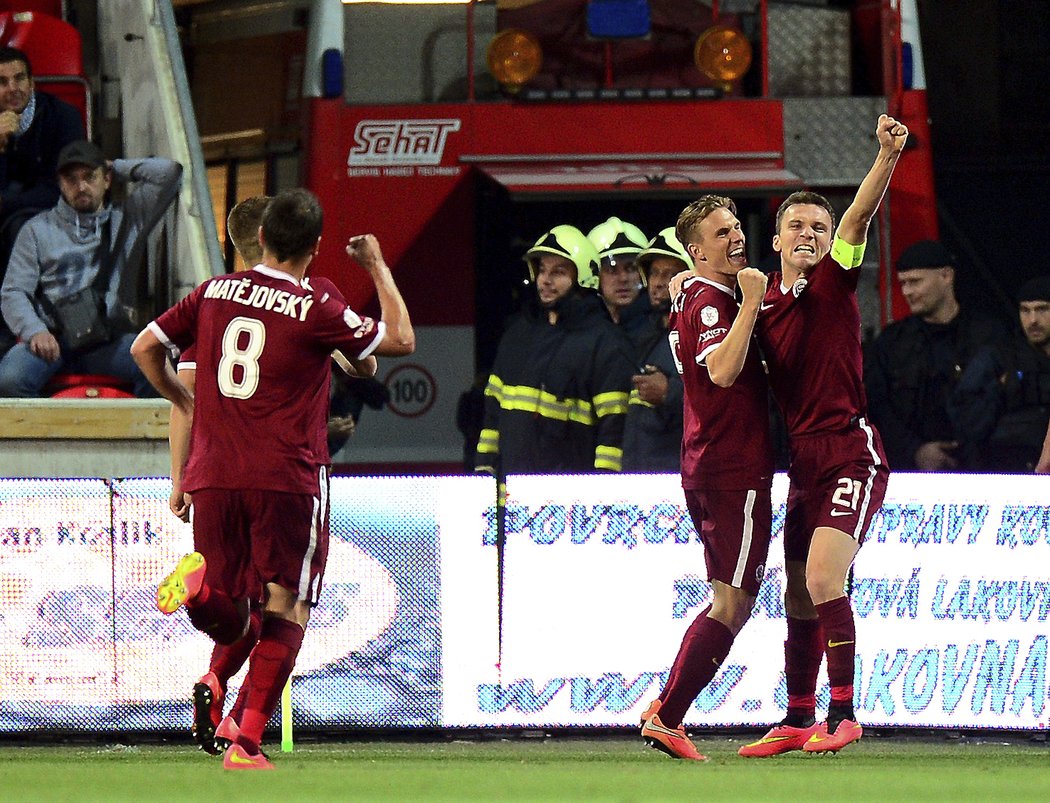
[0,473,1047,733]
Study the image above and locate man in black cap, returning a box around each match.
[0,139,181,396]
[864,239,1010,470]
[951,276,1050,472]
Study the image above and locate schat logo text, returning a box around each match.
[348,119,461,167]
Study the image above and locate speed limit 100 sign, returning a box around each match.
[384,364,437,418]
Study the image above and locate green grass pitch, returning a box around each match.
[1,735,1047,801]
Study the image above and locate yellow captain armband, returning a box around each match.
[831,236,866,270]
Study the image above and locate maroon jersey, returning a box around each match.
[177,343,196,371]
[758,253,867,436]
[149,266,384,494]
[670,276,772,490]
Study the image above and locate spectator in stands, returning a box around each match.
[864,240,1010,470]
[622,227,689,473]
[0,140,181,397]
[588,216,651,343]
[475,225,634,474]
[950,276,1050,472]
[0,45,85,356]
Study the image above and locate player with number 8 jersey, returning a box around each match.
[132,189,414,769]
[154,266,376,495]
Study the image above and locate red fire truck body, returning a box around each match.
[299,2,938,470]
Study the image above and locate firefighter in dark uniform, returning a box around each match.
[588,216,652,346]
[622,227,690,473]
[475,225,634,474]
[951,276,1050,472]
[864,240,1010,470]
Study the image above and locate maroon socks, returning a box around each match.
[236,617,305,750]
[815,596,856,714]
[658,610,736,728]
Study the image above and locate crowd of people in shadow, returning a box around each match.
[4,35,1045,476]
[461,225,1050,476]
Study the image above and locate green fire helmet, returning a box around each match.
[637,227,692,274]
[525,224,600,289]
[587,217,648,262]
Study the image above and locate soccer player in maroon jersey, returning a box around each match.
[166,196,378,757]
[164,196,272,756]
[131,189,415,770]
[640,195,772,761]
[738,115,909,757]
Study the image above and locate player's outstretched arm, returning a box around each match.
[837,114,909,246]
[346,234,415,357]
[705,268,767,387]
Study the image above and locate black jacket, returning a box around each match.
[0,90,85,222]
[476,292,634,474]
[865,309,1010,469]
[950,337,1050,472]
[615,291,654,350]
[622,308,683,472]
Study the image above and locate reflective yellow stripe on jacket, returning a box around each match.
[477,427,500,455]
[627,388,654,408]
[593,390,629,418]
[595,444,623,472]
[486,376,597,425]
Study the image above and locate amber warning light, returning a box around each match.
[694,26,752,88]
[487,29,543,92]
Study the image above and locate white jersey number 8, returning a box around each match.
[217,316,266,399]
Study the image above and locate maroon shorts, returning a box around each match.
[684,487,772,596]
[190,478,330,605]
[784,417,889,562]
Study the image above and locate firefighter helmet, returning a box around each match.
[587,217,648,261]
[637,227,692,273]
[526,225,600,289]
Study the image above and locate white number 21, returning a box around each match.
[831,477,862,511]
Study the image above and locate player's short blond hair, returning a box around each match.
[675,195,737,247]
[226,195,272,266]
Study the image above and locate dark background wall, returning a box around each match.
[918,0,1050,319]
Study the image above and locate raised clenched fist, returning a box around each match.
[876,113,909,153]
[346,233,385,270]
[737,267,767,304]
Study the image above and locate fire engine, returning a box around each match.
[295,1,936,471]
